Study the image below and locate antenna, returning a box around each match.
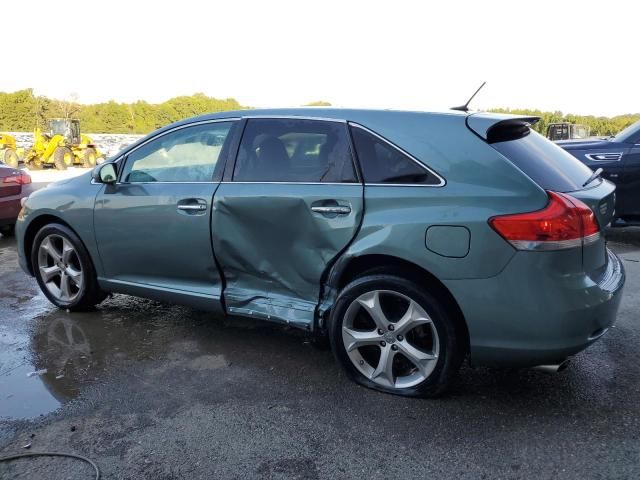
[451,81,486,112]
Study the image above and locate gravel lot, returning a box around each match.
[0,226,639,479]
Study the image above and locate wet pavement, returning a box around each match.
[1,231,639,479]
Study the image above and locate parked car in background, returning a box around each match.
[0,164,33,236]
[16,109,625,397]
[547,122,590,141]
[557,119,640,225]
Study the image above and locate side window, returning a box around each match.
[233,119,357,183]
[350,125,441,185]
[121,122,233,183]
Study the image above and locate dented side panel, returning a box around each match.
[212,183,363,328]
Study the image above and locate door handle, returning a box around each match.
[311,205,351,215]
[177,198,208,214]
[178,204,207,211]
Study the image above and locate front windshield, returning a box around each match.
[613,120,640,143]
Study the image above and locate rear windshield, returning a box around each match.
[492,130,595,192]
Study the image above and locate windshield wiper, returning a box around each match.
[583,167,603,187]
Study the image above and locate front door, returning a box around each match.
[622,141,640,218]
[213,118,363,328]
[94,120,236,312]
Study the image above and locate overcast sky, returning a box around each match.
[4,0,637,116]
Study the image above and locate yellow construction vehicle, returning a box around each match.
[0,133,22,168]
[23,119,102,170]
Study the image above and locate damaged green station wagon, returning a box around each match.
[16,109,625,397]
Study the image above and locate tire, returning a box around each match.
[3,149,19,168]
[53,147,73,170]
[27,157,43,170]
[0,224,15,237]
[31,223,107,311]
[328,274,462,398]
[82,148,97,168]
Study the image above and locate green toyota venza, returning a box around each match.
[16,109,625,397]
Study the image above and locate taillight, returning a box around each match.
[489,191,600,251]
[2,173,32,185]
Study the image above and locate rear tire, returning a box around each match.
[82,148,97,168]
[328,274,462,397]
[0,225,15,237]
[3,149,19,168]
[53,147,73,170]
[32,223,107,311]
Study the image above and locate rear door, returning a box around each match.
[213,117,363,328]
[94,120,236,312]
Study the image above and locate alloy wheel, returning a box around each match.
[342,290,440,389]
[37,234,84,302]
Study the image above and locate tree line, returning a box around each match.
[0,89,246,134]
[1,89,638,136]
[489,108,640,137]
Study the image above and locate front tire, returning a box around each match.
[82,148,97,168]
[328,274,462,397]
[32,223,106,310]
[53,147,73,170]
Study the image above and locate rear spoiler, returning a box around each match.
[466,113,540,143]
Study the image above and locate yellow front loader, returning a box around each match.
[0,133,23,168]
[23,119,102,170]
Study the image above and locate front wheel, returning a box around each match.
[32,223,107,310]
[53,147,74,170]
[328,274,462,397]
[82,148,97,168]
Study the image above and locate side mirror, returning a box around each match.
[92,163,117,184]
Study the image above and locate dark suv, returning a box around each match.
[557,120,640,225]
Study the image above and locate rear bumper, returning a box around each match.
[444,247,625,367]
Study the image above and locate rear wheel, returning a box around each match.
[53,147,73,170]
[82,148,97,168]
[0,225,15,237]
[329,274,462,397]
[3,149,19,168]
[32,223,106,310]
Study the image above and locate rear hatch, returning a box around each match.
[468,114,615,275]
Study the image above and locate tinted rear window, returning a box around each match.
[492,130,594,192]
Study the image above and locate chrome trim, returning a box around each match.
[585,152,623,162]
[177,204,207,211]
[242,115,347,123]
[311,205,351,214]
[348,123,446,187]
[220,181,357,186]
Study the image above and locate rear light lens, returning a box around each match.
[489,191,600,250]
[2,173,32,185]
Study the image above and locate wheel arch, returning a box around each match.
[322,253,470,354]
[23,214,82,276]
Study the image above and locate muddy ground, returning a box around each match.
[0,232,639,479]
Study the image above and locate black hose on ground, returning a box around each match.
[0,451,100,479]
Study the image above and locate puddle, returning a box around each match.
[0,327,61,420]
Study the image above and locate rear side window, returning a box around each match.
[491,130,594,192]
[350,125,442,185]
[233,119,357,183]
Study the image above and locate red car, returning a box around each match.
[0,164,33,237]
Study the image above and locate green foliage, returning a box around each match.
[490,108,640,137]
[304,100,332,106]
[0,90,246,134]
